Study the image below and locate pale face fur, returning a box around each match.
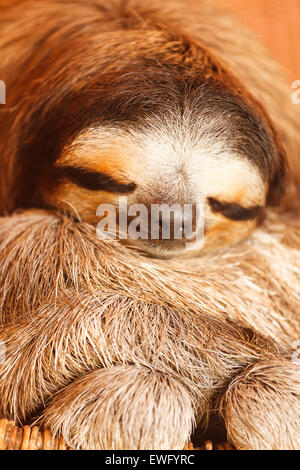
[44,110,267,258]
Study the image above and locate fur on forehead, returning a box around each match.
[58,80,280,178]
[25,76,285,210]
[57,90,269,208]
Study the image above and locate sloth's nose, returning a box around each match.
[150,204,199,242]
[158,211,184,240]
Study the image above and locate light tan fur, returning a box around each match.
[0,208,299,449]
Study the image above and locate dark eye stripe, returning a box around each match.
[208,197,262,221]
[56,165,137,193]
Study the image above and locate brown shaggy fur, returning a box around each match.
[0,208,299,449]
[0,0,300,450]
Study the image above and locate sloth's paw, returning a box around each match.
[40,365,195,450]
[220,359,300,450]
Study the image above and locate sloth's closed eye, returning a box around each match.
[208,197,262,221]
[56,165,137,194]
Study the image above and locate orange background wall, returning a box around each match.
[215,0,300,79]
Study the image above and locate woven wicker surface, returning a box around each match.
[0,419,70,450]
[0,419,234,451]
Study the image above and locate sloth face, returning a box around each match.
[2,10,285,259]
[40,84,279,258]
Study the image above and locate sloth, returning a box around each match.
[0,0,300,451]
[0,0,299,258]
[0,208,300,450]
